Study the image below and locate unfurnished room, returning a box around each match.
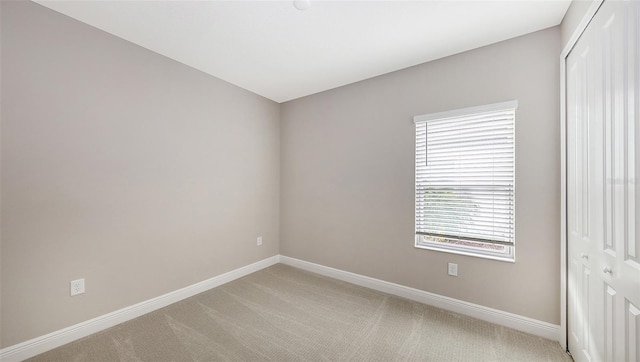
[1,0,639,361]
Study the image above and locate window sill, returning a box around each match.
[415,241,515,263]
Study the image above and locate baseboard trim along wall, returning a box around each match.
[279,255,560,342]
[0,255,280,362]
[1,254,559,361]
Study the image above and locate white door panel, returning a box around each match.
[567,1,640,361]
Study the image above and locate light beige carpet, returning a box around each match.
[29,264,571,361]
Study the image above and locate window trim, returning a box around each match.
[413,100,517,262]
[413,100,518,124]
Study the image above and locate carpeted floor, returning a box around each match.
[29,264,572,361]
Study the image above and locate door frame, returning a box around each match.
[559,0,604,351]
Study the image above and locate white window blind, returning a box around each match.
[414,101,516,259]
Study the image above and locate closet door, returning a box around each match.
[567,1,639,361]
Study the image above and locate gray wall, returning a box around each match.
[280,27,561,324]
[560,0,598,50]
[1,1,280,347]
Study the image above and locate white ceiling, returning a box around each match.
[34,0,571,103]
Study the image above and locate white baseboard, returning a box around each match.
[279,255,560,341]
[0,255,280,362]
[1,254,560,361]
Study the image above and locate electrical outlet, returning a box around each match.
[257,236,263,246]
[70,278,85,296]
[447,263,458,277]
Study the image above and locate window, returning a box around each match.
[414,101,517,262]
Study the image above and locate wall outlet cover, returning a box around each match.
[447,263,458,277]
[70,279,85,296]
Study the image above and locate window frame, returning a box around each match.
[413,100,517,262]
